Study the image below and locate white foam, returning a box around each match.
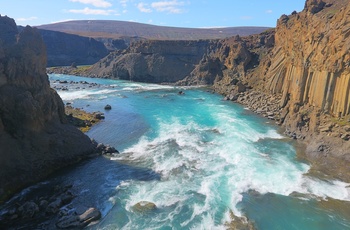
[58,89,118,100]
[104,93,350,228]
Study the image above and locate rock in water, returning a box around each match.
[132,201,157,213]
[104,104,112,110]
[56,207,101,229]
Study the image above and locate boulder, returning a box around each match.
[132,201,157,213]
[18,201,39,219]
[94,112,105,119]
[56,207,101,229]
[46,198,63,214]
[104,104,112,110]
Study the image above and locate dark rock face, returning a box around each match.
[37,29,108,67]
[85,40,211,83]
[0,16,95,202]
[81,31,274,86]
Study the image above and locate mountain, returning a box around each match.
[37,20,270,40]
[66,0,349,182]
[0,16,96,202]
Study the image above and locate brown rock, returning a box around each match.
[132,201,157,213]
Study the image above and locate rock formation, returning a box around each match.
[87,40,212,83]
[0,16,96,202]
[213,0,350,181]
[37,29,108,67]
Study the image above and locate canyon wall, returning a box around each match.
[87,40,212,83]
[37,29,108,67]
[212,0,350,181]
[263,0,350,118]
[0,16,96,202]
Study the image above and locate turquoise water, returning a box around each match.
[49,74,350,229]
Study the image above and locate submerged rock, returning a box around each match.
[132,201,157,213]
[56,207,101,229]
[104,104,112,110]
[226,210,256,230]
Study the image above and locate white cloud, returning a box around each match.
[266,9,273,14]
[16,16,38,22]
[69,0,112,8]
[68,7,115,15]
[120,0,129,8]
[151,0,185,14]
[137,2,152,13]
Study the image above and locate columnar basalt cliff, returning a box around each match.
[214,0,350,181]
[252,0,350,180]
[0,16,96,202]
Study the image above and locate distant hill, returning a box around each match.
[37,20,270,40]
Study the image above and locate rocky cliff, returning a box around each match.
[37,29,108,67]
[213,0,350,181]
[86,40,212,83]
[0,16,96,202]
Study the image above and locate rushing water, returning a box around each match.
[7,74,350,229]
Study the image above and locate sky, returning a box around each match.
[0,0,306,28]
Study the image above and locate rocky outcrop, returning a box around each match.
[37,29,108,67]
[86,40,212,83]
[216,0,350,181]
[262,0,349,118]
[0,16,96,202]
[78,31,274,85]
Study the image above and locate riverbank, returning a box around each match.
[219,87,350,183]
[65,105,104,133]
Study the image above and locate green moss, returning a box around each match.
[330,115,350,127]
[65,106,100,132]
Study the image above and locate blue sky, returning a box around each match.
[1,0,305,28]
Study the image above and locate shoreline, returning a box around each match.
[64,105,104,133]
[219,88,350,183]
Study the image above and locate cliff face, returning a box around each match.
[263,0,350,118]
[256,0,350,180]
[87,40,211,83]
[212,0,350,181]
[37,29,108,67]
[0,16,95,201]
